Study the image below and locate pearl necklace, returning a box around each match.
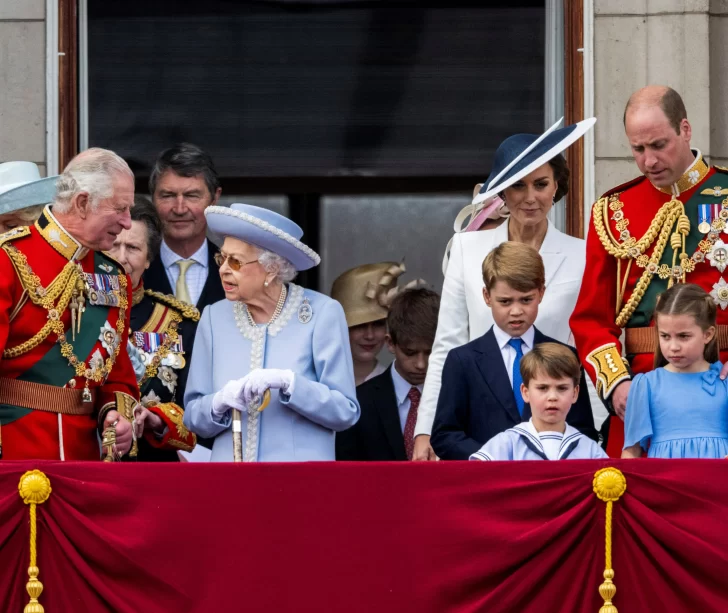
[245,284,288,327]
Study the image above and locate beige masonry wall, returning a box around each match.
[0,0,46,176]
[593,0,728,197]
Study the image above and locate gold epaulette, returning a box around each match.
[144,289,200,322]
[0,226,31,248]
[599,175,645,199]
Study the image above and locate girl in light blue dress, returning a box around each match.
[623,284,728,459]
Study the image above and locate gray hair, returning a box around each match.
[53,147,134,213]
[257,248,297,283]
[14,204,44,223]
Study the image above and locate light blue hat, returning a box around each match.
[205,203,321,271]
[0,162,58,215]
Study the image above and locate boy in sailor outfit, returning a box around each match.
[471,343,607,461]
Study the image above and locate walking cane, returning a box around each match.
[232,389,271,462]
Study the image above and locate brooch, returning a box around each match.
[298,298,313,324]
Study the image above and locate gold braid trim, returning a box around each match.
[144,289,200,321]
[592,196,685,328]
[586,343,630,400]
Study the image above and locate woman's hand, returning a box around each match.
[133,405,164,438]
[211,379,247,417]
[241,369,294,405]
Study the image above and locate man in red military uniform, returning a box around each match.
[0,149,192,460]
[570,85,728,457]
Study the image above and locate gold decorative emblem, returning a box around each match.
[701,186,728,197]
[18,470,52,505]
[593,467,627,502]
[18,470,52,613]
[586,344,630,400]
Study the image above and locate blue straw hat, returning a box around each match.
[473,117,596,205]
[205,203,320,271]
[0,162,58,215]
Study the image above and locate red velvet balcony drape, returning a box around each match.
[0,460,726,613]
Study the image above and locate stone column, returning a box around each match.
[593,0,714,196]
[0,0,46,174]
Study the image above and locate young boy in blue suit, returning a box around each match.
[430,242,597,460]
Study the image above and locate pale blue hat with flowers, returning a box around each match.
[0,162,58,215]
[205,203,321,271]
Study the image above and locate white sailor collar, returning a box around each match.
[511,419,583,460]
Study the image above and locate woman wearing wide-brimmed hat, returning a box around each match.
[183,203,360,462]
[0,161,58,231]
[413,118,598,460]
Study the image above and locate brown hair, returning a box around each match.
[548,154,570,201]
[653,283,718,368]
[520,342,581,387]
[387,288,440,347]
[623,86,687,135]
[482,242,545,292]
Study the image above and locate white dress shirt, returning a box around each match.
[491,324,535,387]
[160,239,210,307]
[390,361,424,434]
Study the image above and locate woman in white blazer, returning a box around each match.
[412,118,597,460]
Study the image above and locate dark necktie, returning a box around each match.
[403,387,421,460]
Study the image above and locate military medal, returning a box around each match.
[698,204,712,234]
[711,278,728,309]
[707,239,728,273]
[298,298,313,324]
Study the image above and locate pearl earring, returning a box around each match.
[264,280,269,287]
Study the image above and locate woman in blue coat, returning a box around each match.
[183,203,360,462]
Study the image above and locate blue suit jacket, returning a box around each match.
[430,326,598,460]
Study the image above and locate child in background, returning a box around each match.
[470,343,606,461]
[622,284,728,459]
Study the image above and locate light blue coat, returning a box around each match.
[183,284,360,462]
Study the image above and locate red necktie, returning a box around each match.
[404,387,421,460]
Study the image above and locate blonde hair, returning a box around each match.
[653,283,718,368]
[14,205,44,223]
[482,241,545,292]
[520,342,581,387]
[53,147,134,213]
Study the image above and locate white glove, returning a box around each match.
[240,369,295,407]
[211,378,247,418]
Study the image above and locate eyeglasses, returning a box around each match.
[214,252,259,271]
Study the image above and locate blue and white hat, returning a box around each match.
[0,162,58,215]
[205,203,321,271]
[472,117,596,205]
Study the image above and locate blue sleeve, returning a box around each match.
[431,350,483,460]
[183,306,231,439]
[281,298,360,431]
[623,372,653,451]
[469,431,514,461]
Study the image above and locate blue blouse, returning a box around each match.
[623,362,728,458]
[183,284,360,462]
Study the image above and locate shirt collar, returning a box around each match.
[160,238,209,270]
[492,324,535,351]
[389,362,423,406]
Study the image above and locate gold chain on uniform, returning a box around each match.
[593,193,728,327]
[138,311,183,386]
[1,245,128,387]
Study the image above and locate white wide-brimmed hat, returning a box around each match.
[0,162,58,215]
[205,203,320,271]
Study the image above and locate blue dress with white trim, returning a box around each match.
[183,284,360,462]
[623,362,728,459]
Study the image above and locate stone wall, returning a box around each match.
[593,0,728,197]
[0,0,46,175]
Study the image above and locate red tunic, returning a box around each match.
[0,209,139,460]
[570,154,728,456]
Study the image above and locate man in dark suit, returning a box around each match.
[143,143,226,407]
[431,242,598,461]
[337,288,440,461]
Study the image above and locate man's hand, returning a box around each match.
[103,410,133,457]
[611,380,631,421]
[412,434,437,461]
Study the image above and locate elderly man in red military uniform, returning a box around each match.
[0,148,193,460]
[570,85,728,457]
